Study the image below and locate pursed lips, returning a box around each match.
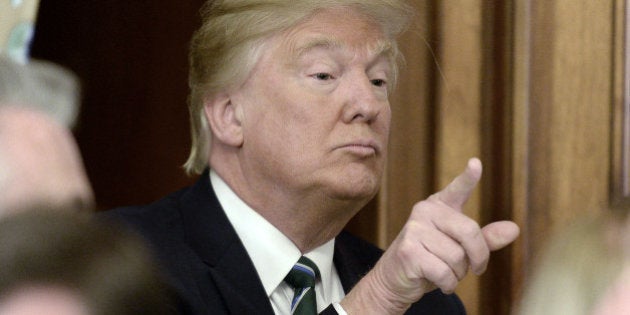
[334,139,381,155]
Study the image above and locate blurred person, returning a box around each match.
[104,1,520,314]
[0,56,94,215]
[515,210,630,315]
[0,209,178,315]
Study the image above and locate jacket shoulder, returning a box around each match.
[99,188,187,238]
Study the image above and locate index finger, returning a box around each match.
[430,158,482,209]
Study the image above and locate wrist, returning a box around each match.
[340,268,412,315]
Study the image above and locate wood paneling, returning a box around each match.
[479,2,517,314]
[508,0,532,308]
[527,0,612,259]
[613,0,629,205]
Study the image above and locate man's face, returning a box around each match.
[0,107,94,214]
[232,7,392,202]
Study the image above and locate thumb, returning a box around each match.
[481,221,520,251]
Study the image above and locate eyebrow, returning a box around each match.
[294,38,342,57]
[293,37,394,61]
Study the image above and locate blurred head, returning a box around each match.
[0,107,93,214]
[184,0,413,175]
[0,210,177,315]
[515,211,630,315]
[0,56,93,215]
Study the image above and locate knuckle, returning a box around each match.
[454,262,469,280]
[412,200,433,214]
[437,277,459,293]
[448,247,466,264]
[404,220,422,233]
[396,238,418,262]
[433,265,453,284]
[459,220,482,238]
[426,193,440,203]
[443,280,458,294]
[401,219,428,239]
[470,251,490,274]
[433,267,458,292]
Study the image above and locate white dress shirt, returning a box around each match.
[210,171,347,314]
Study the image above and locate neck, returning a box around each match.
[211,156,368,253]
[260,194,365,253]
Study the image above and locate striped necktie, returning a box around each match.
[284,256,320,315]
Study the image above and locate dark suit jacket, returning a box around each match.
[102,171,466,315]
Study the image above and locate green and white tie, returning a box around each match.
[284,256,320,315]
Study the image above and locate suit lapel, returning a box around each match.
[205,241,274,314]
[179,171,275,315]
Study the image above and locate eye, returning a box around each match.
[371,78,387,87]
[312,72,334,81]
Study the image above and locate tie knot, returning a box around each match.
[284,256,320,289]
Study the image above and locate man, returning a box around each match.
[0,56,94,215]
[105,1,520,314]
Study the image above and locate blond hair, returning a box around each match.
[184,0,414,174]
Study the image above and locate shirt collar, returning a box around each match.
[210,170,336,296]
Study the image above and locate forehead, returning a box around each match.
[277,7,390,59]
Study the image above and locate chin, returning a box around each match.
[328,174,381,202]
[316,161,384,201]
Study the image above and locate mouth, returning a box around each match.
[335,140,380,156]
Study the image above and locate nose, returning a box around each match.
[342,74,388,124]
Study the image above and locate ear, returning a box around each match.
[203,93,244,147]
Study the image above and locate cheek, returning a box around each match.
[263,95,330,143]
[241,72,340,157]
[382,106,392,132]
[374,105,392,146]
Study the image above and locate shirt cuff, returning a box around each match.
[332,302,348,315]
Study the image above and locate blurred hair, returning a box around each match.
[515,211,629,315]
[0,210,177,315]
[184,0,414,174]
[0,56,80,128]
